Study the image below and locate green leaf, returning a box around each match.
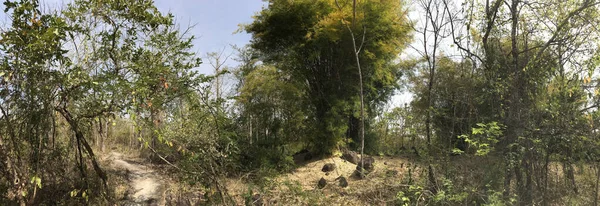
[472,127,484,135]
[30,176,42,189]
[70,189,78,197]
[451,148,464,155]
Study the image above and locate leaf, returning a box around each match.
[70,189,79,197]
[451,148,464,155]
[30,176,42,188]
[82,191,88,201]
[472,127,484,135]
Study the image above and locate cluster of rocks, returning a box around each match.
[316,150,377,189]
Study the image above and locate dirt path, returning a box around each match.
[105,152,164,205]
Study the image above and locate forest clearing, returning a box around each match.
[2,0,600,205]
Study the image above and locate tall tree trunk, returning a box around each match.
[347,0,366,176]
[505,0,522,200]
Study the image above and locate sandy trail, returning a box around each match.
[106,152,163,205]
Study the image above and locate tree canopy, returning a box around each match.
[2,0,600,205]
[245,0,412,153]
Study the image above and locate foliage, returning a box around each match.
[2,0,600,205]
[0,0,76,204]
[245,0,412,154]
[457,122,504,156]
[404,0,600,204]
[234,64,306,171]
[0,0,218,204]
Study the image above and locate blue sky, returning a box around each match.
[0,0,265,74]
[152,0,266,74]
[0,0,412,106]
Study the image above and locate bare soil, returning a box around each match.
[103,151,165,205]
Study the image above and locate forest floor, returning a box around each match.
[225,155,420,205]
[99,149,421,205]
[95,150,597,205]
[101,151,166,205]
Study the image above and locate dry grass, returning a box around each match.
[223,155,423,205]
[96,145,600,206]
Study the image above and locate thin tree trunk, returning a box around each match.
[348,0,367,176]
[130,123,134,149]
[505,0,521,200]
[56,107,108,188]
[150,109,160,149]
[594,163,600,206]
[543,152,550,206]
[98,117,105,152]
[336,0,366,176]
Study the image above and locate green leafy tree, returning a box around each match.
[235,64,307,170]
[245,0,412,154]
[0,0,70,204]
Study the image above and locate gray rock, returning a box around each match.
[356,156,375,172]
[322,163,336,172]
[318,177,327,189]
[336,176,348,188]
[341,151,360,165]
